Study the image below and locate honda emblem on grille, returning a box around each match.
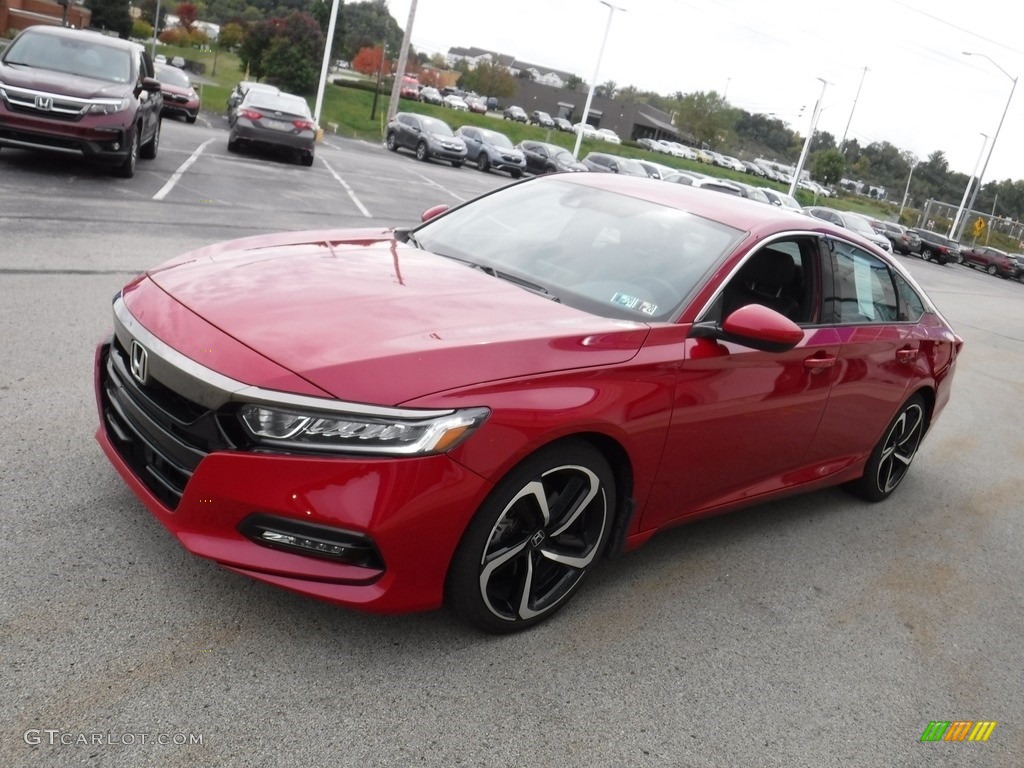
[130,340,149,385]
[34,95,54,111]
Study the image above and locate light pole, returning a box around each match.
[898,158,918,221]
[949,132,987,238]
[789,77,828,199]
[572,1,626,160]
[840,65,868,154]
[955,51,1017,241]
[150,0,162,59]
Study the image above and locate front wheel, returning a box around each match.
[477,154,490,172]
[446,440,615,633]
[139,118,160,160]
[415,142,428,161]
[846,394,926,502]
[986,264,997,275]
[115,128,140,178]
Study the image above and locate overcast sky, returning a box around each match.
[383,0,1024,183]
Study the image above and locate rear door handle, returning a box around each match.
[896,348,918,364]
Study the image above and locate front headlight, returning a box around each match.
[238,403,489,456]
[86,96,131,115]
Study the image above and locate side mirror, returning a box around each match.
[691,304,804,353]
[420,204,449,222]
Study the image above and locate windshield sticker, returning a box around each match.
[612,292,657,316]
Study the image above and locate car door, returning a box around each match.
[803,237,922,465]
[396,115,420,150]
[460,127,481,161]
[642,236,843,527]
[136,50,160,143]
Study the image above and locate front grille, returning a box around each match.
[1,84,88,122]
[100,337,237,510]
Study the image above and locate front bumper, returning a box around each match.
[0,103,133,163]
[94,336,492,614]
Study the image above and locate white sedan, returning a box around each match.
[573,122,599,139]
[596,128,621,144]
[443,95,469,111]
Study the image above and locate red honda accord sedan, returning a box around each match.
[95,174,962,633]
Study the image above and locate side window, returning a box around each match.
[704,237,819,324]
[826,241,899,324]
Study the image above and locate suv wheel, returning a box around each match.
[415,142,429,162]
[115,129,140,178]
[386,132,398,152]
[140,119,160,160]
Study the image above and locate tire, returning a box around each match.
[511,169,522,179]
[300,151,314,167]
[186,114,197,124]
[846,394,926,502]
[451,160,463,168]
[415,142,428,162]
[986,265,997,275]
[477,153,490,172]
[140,118,160,160]
[544,164,557,175]
[446,439,615,633]
[227,136,239,153]
[115,128,140,178]
[386,132,398,152]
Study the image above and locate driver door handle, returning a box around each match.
[803,354,837,371]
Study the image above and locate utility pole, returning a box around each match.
[840,66,868,154]
[386,0,417,125]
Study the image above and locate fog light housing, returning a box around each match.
[238,514,384,569]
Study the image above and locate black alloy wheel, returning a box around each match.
[846,394,926,502]
[446,440,615,633]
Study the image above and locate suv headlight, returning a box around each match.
[86,96,130,115]
[238,403,489,456]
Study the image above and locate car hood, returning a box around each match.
[140,231,649,405]
[0,63,131,98]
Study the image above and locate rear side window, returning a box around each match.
[893,272,926,322]
[826,241,899,323]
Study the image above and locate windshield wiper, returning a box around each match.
[442,255,560,302]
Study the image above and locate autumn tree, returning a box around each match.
[352,46,391,77]
[176,2,198,31]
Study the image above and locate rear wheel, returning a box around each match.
[446,440,615,634]
[300,151,314,167]
[846,394,926,502]
[386,132,398,152]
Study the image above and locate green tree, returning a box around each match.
[219,22,245,50]
[812,149,845,186]
[564,74,583,91]
[86,0,133,37]
[674,90,737,149]
[459,60,517,100]
[595,80,617,99]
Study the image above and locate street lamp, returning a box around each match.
[788,77,828,199]
[572,1,626,160]
[949,132,987,238]
[898,157,918,221]
[955,51,1017,241]
[840,65,868,154]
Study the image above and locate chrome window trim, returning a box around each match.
[112,294,455,419]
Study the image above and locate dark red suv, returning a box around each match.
[0,26,162,178]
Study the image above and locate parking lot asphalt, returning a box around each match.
[1,118,1022,767]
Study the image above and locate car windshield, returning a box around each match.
[552,149,575,164]
[155,66,190,88]
[412,178,744,322]
[420,117,454,135]
[481,130,513,148]
[248,92,311,117]
[5,33,131,83]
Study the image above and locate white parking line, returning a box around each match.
[321,159,372,217]
[152,138,215,201]
[410,170,466,203]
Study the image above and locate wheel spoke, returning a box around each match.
[546,466,600,536]
[515,552,542,620]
